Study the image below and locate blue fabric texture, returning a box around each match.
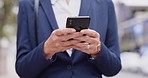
[16,0,122,78]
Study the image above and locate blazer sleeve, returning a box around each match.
[89,0,122,76]
[16,1,56,78]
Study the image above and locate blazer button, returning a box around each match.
[67,65,72,70]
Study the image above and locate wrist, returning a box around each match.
[44,41,55,59]
[90,42,101,58]
[90,53,98,58]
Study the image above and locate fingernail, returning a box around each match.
[72,29,76,32]
[80,30,83,32]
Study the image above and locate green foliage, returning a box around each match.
[0,0,17,39]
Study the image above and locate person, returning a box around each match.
[16,0,122,78]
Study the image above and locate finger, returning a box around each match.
[74,43,99,55]
[53,28,76,36]
[60,45,76,52]
[75,36,99,45]
[72,45,90,54]
[73,42,89,50]
[80,29,100,38]
[74,35,90,42]
[60,40,80,47]
[59,32,82,41]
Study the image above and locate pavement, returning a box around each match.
[104,71,148,78]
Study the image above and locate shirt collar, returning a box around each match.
[51,0,58,5]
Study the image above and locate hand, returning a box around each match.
[44,28,80,59]
[72,29,101,58]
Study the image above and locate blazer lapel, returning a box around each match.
[40,0,59,30]
[79,0,92,16]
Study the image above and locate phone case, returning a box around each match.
[66,16,90,32]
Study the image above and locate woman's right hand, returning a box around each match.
[43,28,81,59]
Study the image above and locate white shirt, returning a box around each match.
[51,0,81,56]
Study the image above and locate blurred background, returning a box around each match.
[0,0,148,78]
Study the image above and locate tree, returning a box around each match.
[0,0,11,39]
[0,0,12,75]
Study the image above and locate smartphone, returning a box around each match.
[66,16,90,32]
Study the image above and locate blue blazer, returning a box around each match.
[16,0,121,78]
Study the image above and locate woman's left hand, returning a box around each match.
[72,29,101,58]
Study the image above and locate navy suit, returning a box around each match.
[16,0,121,78]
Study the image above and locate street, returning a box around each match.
[104,71,148,78]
